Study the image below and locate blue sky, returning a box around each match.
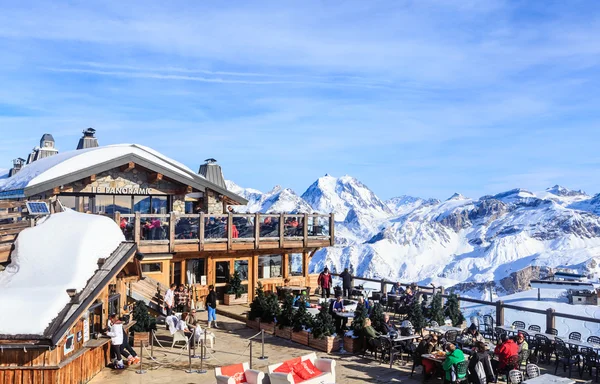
[1,1,600,200]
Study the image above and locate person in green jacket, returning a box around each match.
[442,343,466,382]
[363,318,381,340]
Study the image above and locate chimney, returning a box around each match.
[97,258,106,269]
[8,158,25,177]
[66,289,80,304]
[198,158,226,189]
[77,128,99,150]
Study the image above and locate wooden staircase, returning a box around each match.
[129,275,168,316]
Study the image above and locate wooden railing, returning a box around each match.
[309,273,600,331]
[115,212,334,252]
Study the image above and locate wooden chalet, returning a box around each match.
[0,131,335,309]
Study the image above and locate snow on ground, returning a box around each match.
[0,210,124,335]
[462,288,600,340]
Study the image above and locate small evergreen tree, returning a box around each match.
[311,304,336,339]
[351,302,368,336]
[292,298,314,332]
[248,282,266,321]
[277,294,295,329]
[429,293,445,326]
[226,271,245,298]
[261,293,281,323]
[407,297,426,333]
[444,293,465,327]
[369,303,386,333]
[131,300,157,332]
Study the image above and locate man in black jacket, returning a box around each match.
[340,268,353,298]
[206,285,218,329]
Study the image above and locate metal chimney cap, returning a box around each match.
[204,158,217,164]
[66,289,77,297]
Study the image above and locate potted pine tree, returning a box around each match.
[444,293,465,327]
[259,293,280,335]
[344,302,367,353]
[407,297,426,334]
[291,298,313,346]
[247,282,265,330]
[223,271,248,305]
[309,304,339,353]
[370,303,386,333]
[275,294,295,339]
[131,300,157,346]
[429,293,445,326]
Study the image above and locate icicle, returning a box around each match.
[23,346,27,353]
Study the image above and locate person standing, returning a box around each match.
[164,283,176,316]
[105,316,125,369]
[318,267,333,298]
[175,285,188,313]
[206,285,218,329]
[340,268,353,298]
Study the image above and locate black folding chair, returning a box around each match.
[528,325,541,332]
[512,321,525,330]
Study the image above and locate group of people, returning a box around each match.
[164,284,218,328]
[105,314,140,369]
[317,267,355,299]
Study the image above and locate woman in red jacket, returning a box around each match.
[493,334,519,374]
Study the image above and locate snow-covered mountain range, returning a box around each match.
[227,176,600,294]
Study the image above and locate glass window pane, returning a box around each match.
[234,260,249,281]
[151,196,168,214]
[58,195,76,211]
[215,261,230,284]
[289,253,303,276]
[133,196,151,214]
[141,263,162,273]
[81,196,93,213]
[94,195,114,215]
[114,196,132,214]
[186,259,206,285]
[258,255,282,279]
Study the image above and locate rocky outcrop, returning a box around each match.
[499,266,552,293]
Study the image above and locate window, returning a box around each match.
[215,261,230,284]
[186,259,206,285]
[152,196,168,214]
[94,195,114,214]
[58,195,76,210]
[289,253,303,276]
[185,201,195,214]
[258,255,282,279]
[134,196,151,214]
[88,302,103,339]
[114,196,133,214]
[81,196,93,213]
[141,263,162,273]
[108,294,120,317]
[234,260,249,281]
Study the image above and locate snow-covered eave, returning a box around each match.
[1,152,247,205]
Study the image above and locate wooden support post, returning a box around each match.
[199,213,205,251]
[496,300,505,327]
[254,213,260,249]
[537,288,541,301]
[114,211,121,226]
[134,212,141,245]
[329,213,335,246]
[302,251,309,279]
[251,254,259,300]
[181,259,187,284]
[303,213,308,247]
[282,253,289,279]
[169,212,176,252]
[546,308,555,332]
[227,213,233,250]
[279,213,285,248]
[380,279,386,295]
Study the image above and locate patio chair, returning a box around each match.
[534,334,552,364]
[499,355,520,383]
[512,321,525,330]
[569,332,582,341]
[546,328,559,336]
[528,325,541,332]
[526,363,540,379]
[171,330,188,349]
[588,336,600,345]
[451,360,469,384]
[518,349,530,371]
[482,315,495,341]
[444,330,458,344]
[215,362,264,384]
[429,320,439,328]
[508,369,524,384]
[379,336,403,366]
[554,344,580,377]
[581,348,600,382]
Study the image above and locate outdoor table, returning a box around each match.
[562,338,600,350]
[381,334,421,368]
[499,326,557,341]
[334,312,354,318]
[522,373,575,384]
[421,353,468,383]
[425,325,463,334]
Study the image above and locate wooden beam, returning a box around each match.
[84,174,97,184]
[149,172,163,184]
[52,187,60,196]
[329,213,335,246]
[120,162,135,172]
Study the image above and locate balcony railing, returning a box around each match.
[116,212,334,252]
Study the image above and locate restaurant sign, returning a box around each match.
[91,186,152,194]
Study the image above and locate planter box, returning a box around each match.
[343,336,363,354]
[132,332,150,347]
[291,330,310,346]
[246,318,261,330]
[224,293,248,305]
[260,322,276,335]
[275,326,292,340]
[309,335,340,353]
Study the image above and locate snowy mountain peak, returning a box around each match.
[546,185,587,197]
[386,195,440,216]
[447,193,467,201]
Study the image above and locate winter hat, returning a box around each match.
[469,323,478,332]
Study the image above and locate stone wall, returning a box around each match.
[204,189,224,214]
[65,168,183,195]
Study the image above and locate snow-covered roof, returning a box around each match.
[0,144,246,204]
[0,210,126,336]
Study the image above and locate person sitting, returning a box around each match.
[468,341,495,384]
[389,282,404,295]
[493,334,519,374]
[363,318,381,349]
[462,322,485,344]
[357,296,370,313]
[292,291,311,308]
[403,287,415,306]
[381,314,397,335]
[516,332,529,353]
[416,335,439,378]
[442,343,467,383]
[331,295,348,333]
